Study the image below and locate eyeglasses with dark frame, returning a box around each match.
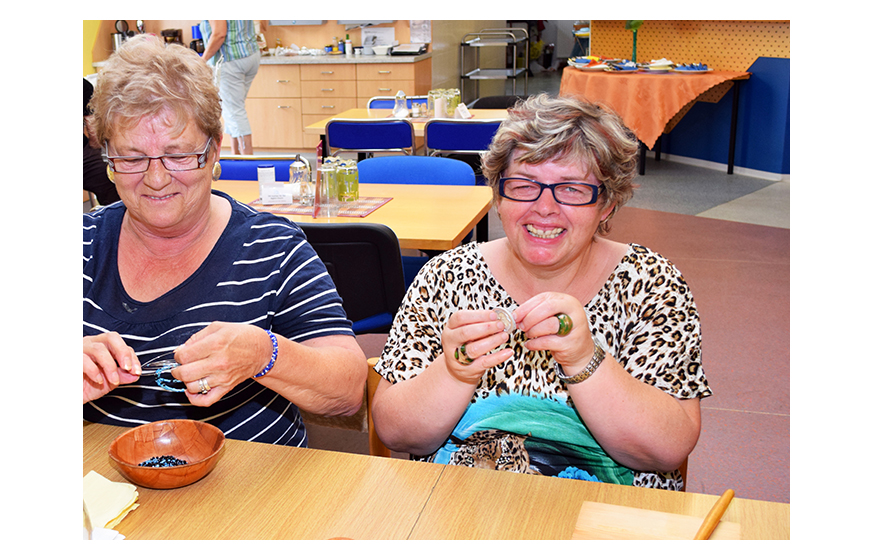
[102,137,213,174]
[498,177,601,206]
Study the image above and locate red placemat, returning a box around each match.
[248,197,392,218]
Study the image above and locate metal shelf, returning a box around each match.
[459,28,529,103]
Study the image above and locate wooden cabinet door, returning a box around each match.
[246,98,303,148]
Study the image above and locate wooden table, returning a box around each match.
[216,180,493,252]
[559,68,751,174]
[85,423,789,539]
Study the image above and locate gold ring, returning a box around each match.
[198,378,211,394]
[556,313,573,337]
[454,344,475,365]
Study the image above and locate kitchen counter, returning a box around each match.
[92,52,430,68]
[261,52,431,65]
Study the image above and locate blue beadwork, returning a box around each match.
[254,330,278,378]
[155,364,186,392]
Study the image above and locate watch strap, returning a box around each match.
[556,341,605,385]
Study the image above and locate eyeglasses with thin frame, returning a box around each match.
[102,137,213,174]
[498,177,601,206]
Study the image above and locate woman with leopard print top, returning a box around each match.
[371,94,711,490]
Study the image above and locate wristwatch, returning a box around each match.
[555,341,605,385]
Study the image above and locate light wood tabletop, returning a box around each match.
[215,180,493,252]
[304,108,509,137]
[85,422,789,540]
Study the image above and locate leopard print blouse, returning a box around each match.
[376,242,711,490]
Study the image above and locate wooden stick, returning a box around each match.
[693,489,735,540]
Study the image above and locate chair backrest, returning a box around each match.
[424,119,503,156]
[367,95,429,110]
[358,155,475,186]
[325,118,416,157]
[298,222,405,335]
[468,95,529,109]
[218,155,308,182]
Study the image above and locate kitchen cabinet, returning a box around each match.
[246,64,303,149]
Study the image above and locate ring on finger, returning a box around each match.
[555,313,573,337]
[454,344,475,365]
[198,377,211,394]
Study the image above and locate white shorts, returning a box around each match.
[218,52,261,138]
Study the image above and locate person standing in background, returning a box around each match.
[200,20,265,155]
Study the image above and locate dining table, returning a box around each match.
[559,68,751,174]
[84,422,790,539]
[216,179,493,252]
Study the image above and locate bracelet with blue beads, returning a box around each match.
[254,330,278,379]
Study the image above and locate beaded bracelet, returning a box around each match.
[254,330,278,379]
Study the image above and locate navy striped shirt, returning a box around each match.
[83,190,353,446]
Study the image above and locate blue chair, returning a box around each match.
[218,155,308,182]
[367,95,429,110]
[325,118,416,158]
[423,119,502,156]
[358,155,475,186]
[423,119,502,185]
[358,156,478,283]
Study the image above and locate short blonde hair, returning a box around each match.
[482,94,638,234]
[88,35,222,147]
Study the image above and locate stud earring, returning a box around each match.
[212,161,222,181]
[106,164,115,183]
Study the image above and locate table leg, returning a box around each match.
[655,137,662,161]
[727,81,743,175]
[476,213,489,243]
[638,143,646,175]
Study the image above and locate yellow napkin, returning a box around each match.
[83,470,139,530]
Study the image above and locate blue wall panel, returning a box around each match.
[659,57,790,175]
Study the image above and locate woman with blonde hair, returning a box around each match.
[372,94,710,489]
[83,35,367,446]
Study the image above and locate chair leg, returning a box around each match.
[367,358,391,458]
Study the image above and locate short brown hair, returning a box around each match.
[88,35,222,147]
[482,94,638,234]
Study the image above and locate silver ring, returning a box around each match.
[198,378,211,394]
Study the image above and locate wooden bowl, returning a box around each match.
[108,420,225,489]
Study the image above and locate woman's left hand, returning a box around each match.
[170,322,275,407]
[514,292,596,369]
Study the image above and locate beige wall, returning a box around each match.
[431,20,506,103]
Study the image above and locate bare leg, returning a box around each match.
[231,135,254,155]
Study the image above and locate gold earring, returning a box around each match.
[106,164,115,183]
[212,161,222,181]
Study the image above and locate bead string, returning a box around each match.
[254,330,278,379]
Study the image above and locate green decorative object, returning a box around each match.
[625,20,643,63]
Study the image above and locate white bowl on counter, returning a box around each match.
[372,45,391,55]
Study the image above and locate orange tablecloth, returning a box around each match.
[559,69,750,149]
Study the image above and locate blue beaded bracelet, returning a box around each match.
[254,330,278,379]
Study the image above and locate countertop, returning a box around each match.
[92,52,430,68]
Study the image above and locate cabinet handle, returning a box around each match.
[277,105,293,109]
[321,88,334,92]
[378,88,391,91]
[321,105,335,109]
[320,71,334,74]
[378,70,392,74]
[276,80,290,83]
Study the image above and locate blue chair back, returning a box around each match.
[424,119,502,155]
[367,95,428,110]
[358,155,475,186]
[325,119,416,157]
[218,156,308,182]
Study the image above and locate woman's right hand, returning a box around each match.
[441,310,512,385]
[83,333,141,404]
